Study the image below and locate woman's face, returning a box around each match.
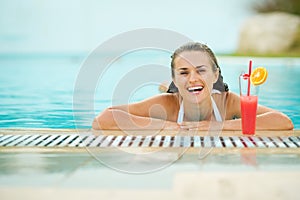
[173,51,219,104]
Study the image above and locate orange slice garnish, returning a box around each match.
[250,67,268,86]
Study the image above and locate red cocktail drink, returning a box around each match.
[240,95,258,135]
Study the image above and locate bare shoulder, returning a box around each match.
[211,92,239,119]
[226,91,240,103]
[224,91,275,118]
[139,93,179,106]
[140,93,179,121]
[224,91,241,119]
[212,91,238,105]
[225,91,272,114]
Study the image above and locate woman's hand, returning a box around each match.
[179,121,223,131]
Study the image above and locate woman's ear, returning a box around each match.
[213,68,219,84]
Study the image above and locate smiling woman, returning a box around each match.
[92,42,294,131]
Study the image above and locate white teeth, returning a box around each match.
[188,86,203,92]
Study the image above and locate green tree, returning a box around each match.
[253,0,300,16]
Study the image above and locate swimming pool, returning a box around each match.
[0,53,299,129]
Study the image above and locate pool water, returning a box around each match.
[0,53,299,129]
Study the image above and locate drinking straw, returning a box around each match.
[247,60,252,96]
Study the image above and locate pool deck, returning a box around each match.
[0,129,300,200]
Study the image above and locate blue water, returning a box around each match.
[0,53,299,129]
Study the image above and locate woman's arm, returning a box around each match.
[180,92,294,131]
[223,92,294,130]
[92,108,179,130]
[221,112,294,130]
[92,94,179,130]
[179,109,294,131]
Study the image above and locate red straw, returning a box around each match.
[247,60,252,96]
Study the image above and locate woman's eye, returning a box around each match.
[197,69,206,73]
[180,71,188,75]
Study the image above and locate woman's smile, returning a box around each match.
[187,85,204,94]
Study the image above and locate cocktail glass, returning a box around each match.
[239,73,259,135]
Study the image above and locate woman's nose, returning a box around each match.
[189,71,200,83]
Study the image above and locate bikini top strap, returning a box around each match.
[211,96,222,122]
[177,92,223,123]
[177,101,184,124]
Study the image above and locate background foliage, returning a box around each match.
[253,0,300,15]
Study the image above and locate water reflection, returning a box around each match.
[1,151,300,176]
[0,152,93,175]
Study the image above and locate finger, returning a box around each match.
[179,125,189,130]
